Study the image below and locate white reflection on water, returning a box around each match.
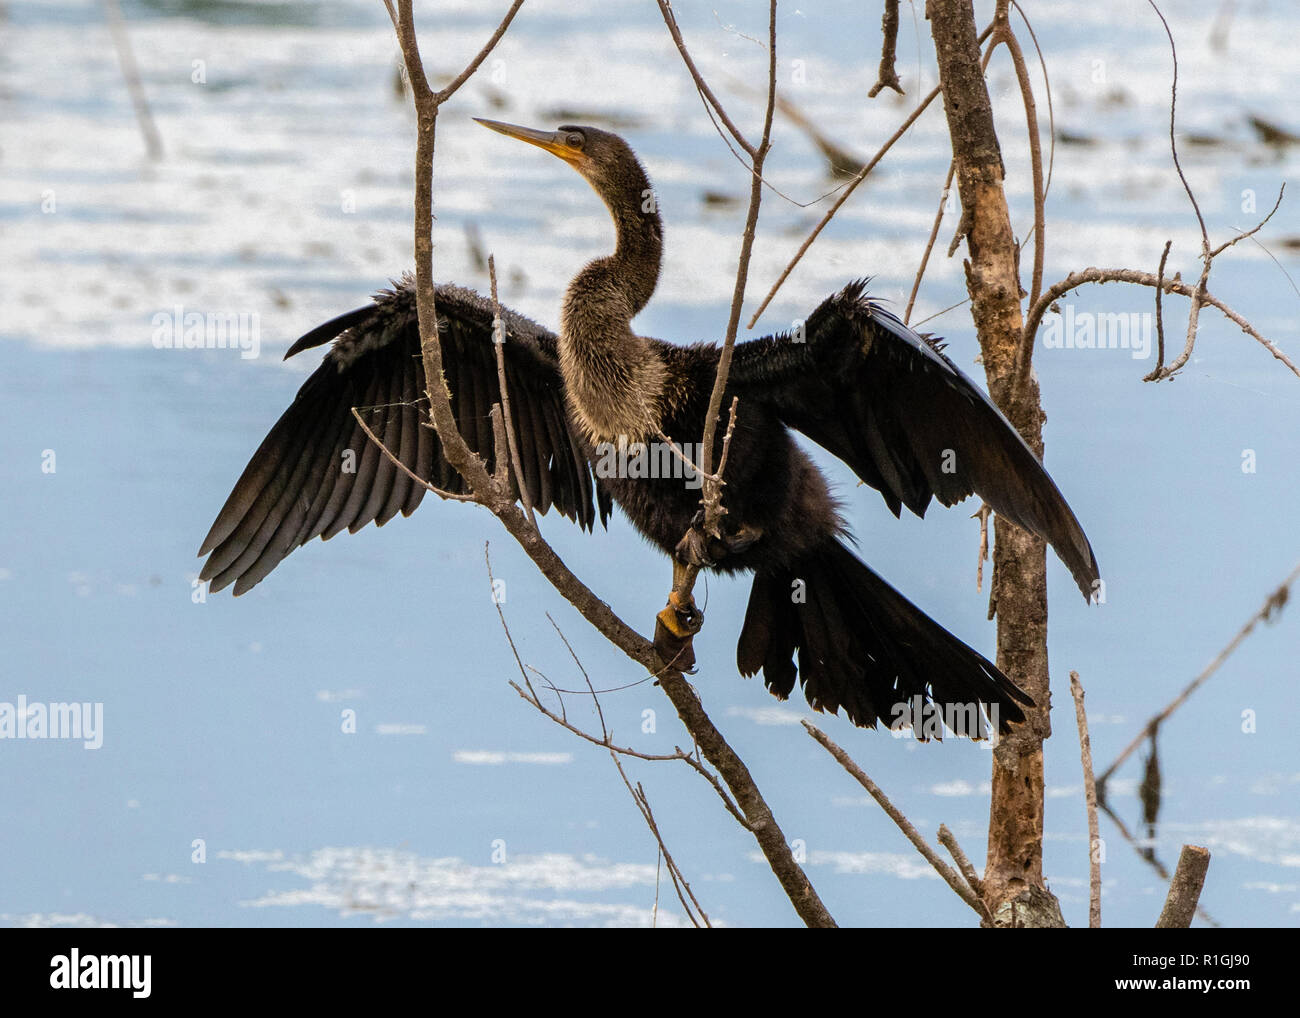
[236,845,693,927]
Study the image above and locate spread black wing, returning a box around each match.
[198,280,609,595]
[730,280,1099,598]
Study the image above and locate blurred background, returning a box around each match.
[2,0,1298,927]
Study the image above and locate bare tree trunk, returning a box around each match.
[926,0,1064,926]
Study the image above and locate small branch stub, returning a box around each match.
[1155,845,1211,928]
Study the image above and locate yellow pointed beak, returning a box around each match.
[473,118,583,166]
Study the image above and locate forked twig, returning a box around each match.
[656,396,740,496]
[609,755,712,928]
[868,0,904,98]
[748,22,996,328]
[662,2,775,607]
[483,546,750,828]
[1020,268,1299,384]
[804,721,991,922]
[383,0,835,928]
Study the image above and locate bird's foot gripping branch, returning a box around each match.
[654,589,704,674]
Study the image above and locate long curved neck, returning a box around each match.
[558,180,665,444]
[606,191,662,316]
[563,186,663,326]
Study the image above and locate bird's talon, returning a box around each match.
[653,594,702,672]
[659,592,703,637]
[675,525,715,567]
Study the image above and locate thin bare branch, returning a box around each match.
[748,21,996,328]
[387,0,835,927]
[1242,232,1300,303]
[1209,183,1286,258]
[905,33,998,325]
[674,1,777,606]
[350,406,475,502]
[972,502,992,592]
[498,509,833,922]
[433,0,526,103]
[1013,5,1284,394]
[494,571,713,928]
[749,82,939,328]
[937,824,984,899]
[702,396,741,535]
[1010,1,1056,199]
[550,612,608,741]
[1098,561,1300,790]
[507,673,749,826]
[803,721,991,922]
[1147,0,1209,253]
[652,852,661,927]
[656,431,705,478]
[609,756,712,928]
[488,254,536,528]
[1069,670,1102,929]
[391,0,499,500]
[719,73,901,207]
[1146,0,1213,382]
[996,15,1046,308]
[913,296,972,329]
[486,549,749,829]
[103,0,163,160]
[698,5,775,478]
[905,160,955,324]
[484,542,543,715]
[653,421,734,494]
[656,0,757,157]
[1153,239,1172,372]
[524,663,566,722]
[1020,268,1300,383]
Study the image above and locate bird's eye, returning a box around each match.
[566,132,585,149]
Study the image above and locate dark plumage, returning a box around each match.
[200,121,1099,736]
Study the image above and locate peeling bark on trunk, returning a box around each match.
[926,0,1063,925]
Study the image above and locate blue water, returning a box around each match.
[2,0,1298,927]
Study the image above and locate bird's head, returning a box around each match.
[474,118,656,222]
[475,118,663,315]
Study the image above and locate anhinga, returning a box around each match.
[198,120,1099,734]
